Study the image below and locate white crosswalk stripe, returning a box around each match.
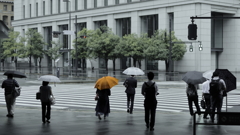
[0,84,239,113]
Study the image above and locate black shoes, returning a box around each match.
[6,114,13,118]
[150,128,154,131]
[127,109,130,113]
[98,114,102,120]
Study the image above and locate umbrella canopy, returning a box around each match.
[38,75,61,82]
[182,71,206,84]
[94,76,118,90]
[4,70,27,78]
[215,69,236,92]
[122,67,144,76]
[203,70,214,80]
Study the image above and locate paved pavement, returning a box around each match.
[0,72,240,135]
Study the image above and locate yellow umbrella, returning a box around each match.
[94,76,118,90]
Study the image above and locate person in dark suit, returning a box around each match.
[123,75,137,114]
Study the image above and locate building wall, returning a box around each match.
[0,0,14,28]
[12,0,240,72]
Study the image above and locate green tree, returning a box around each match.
[71,28,90,70]
[87,26,118,71]
[45,41,62,74]
[145,30,186,72]
[22,28,47,73]
[118,33,150,68]
[2,30,25,69]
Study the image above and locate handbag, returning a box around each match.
[201,99,206,109]
[49,96,55,105]
[95,96,99,101]
[36,92,41,100]
[12,87,21,98]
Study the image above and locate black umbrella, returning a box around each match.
[215,69,236,92]
[182,71,206,84]
[3,70,27,78]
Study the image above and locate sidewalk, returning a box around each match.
[0,106,239,135]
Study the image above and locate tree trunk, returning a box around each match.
[29,55,32,73]
[105,58,108,73]
[133,58,137,67]
[113,59,116,71]
[165,60,169,72]
[138,60,141,69]
[14,58,17,70]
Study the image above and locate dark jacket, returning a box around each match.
[2,78,19,96]
[123,76,137,94]
[40,86,52,102]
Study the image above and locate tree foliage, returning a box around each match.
[87,26,120,71]
[2,29,25,68]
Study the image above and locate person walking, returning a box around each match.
[202,79,211,119]
[123,75,137,114]
[186,83,201,116]
[209,71,226,123]
[39,81,54,124]
[141,72,158,131]
[95,89,111,120]
[1,74,20,117]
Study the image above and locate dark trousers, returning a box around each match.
[203,94,211,118]
[211,95,223,121]
[41,102,51,122]
[127,94,135,113]
[187,96,201,115]
[144,101,157,128]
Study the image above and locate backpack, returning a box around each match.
[187,87,197,98]
[144,82,156,102]
[209,79,221,96]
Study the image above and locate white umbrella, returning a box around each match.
[122,67,144,75]
[203,70,214,80]
[38,75,61,82]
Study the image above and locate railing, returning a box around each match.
[0,66,182,81]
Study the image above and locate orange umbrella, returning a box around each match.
[94,76,118,90]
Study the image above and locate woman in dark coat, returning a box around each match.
[95,89,111,120]
[186,83,201,116]
[39,81,54,123]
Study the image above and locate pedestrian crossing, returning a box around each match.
[0,83,239,113]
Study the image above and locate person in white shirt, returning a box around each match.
[202,79,211,119]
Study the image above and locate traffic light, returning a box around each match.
[188,24,197,40]
[80,35,87,38]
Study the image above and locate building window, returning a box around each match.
[36,3,38,17]
[3,16,8,25]
[76,23,87,32]
[116,18,131,37]
[3,5,7,11]
[211,12,223,49]
[94,0,97,8]
[30,4,31,18]
[84,0,87,9]
[104,0,108,6]
[115,0,119,4]
[94,20,107,30]
[66,1,69,12]
[58,0,61,13]
[50,0,53,14]
[43,1,45,15]
[59,25,69,49]
[23,5,25,19]
[141,14,158,37]
[169,13,174,32]
[75,0,78,11]
[12,6,14,11]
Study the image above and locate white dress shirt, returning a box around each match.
[202,80,210,93]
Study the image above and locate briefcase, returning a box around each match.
[36,92,41,100]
